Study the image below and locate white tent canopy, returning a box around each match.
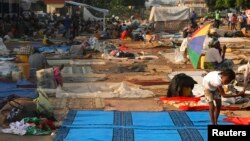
[83,7,103,21]
[145,0,178,8]
[65,1,109,14]
[149,6,190,22]
[65,1,109,30]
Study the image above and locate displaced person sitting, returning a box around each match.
[204,39,233,70]
[203,69,245,125]
[29,48,49,77]
[42,35,54,46]
[120,28,129,40]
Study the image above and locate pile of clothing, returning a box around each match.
[110,49,135,59]
[1,117,55,136]
[103,44,135,59]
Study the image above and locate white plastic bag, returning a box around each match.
[174,48,185,63]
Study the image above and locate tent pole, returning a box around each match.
[82,6,84,20]
[103,14,105,31]
[1,0,3,18]
[9,0,11,15]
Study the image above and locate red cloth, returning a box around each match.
[53,67,63,86]
[41,119,56,130]
[179,105,209,111]
[224,117,250,125]
[120,30,128,40]
[160,97,201,102]
[160,97,241,111]
[119,45,128,51]
[179,105,241,111]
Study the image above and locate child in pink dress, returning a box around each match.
[53,64,64,87]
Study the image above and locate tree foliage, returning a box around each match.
[71,0,145,17]
[206,0,250,10]
[75,0,145,8]
[215,0,224,9]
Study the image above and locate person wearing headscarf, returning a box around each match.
[204,38,233,70]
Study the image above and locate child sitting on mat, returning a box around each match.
[202,69,245,125]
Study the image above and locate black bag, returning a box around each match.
[6,100,37,122]
[0,94,20,109]
[167,73,197,97]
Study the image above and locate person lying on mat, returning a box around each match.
[203,69,245,125]
[204,38,234,70]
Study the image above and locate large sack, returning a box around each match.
[34,88,54,119]
[0,38,9,55]
[167,73,197,97]
[0,98,37,125]
[70,44,84,57]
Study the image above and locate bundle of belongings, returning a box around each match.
[0,62,21,82]
[36,68,57,89]
[110,49,135,59]
[69,37,104,58]
[18,45,34,55]
[1,117,56,136]
[167,73,197,97]
[70,43,85,58]
[103,44,135,59]
[0,38,10,55]
[0,88,56,136]
[210,28,245,37]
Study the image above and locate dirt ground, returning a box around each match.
[1,25,250,141]
[0,134,53,141]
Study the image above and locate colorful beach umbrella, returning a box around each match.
[188,24,211,69]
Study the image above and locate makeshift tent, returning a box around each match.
[145,0,177,8]
[65,1,109,30]
[149,6,190,33]
[83,7,103,21]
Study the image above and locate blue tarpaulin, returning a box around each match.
[0,81,37,100]
[54,110,232,141]
[38,45,71,53]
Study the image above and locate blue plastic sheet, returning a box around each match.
[54,111,232,141]
[0,81,37,100]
